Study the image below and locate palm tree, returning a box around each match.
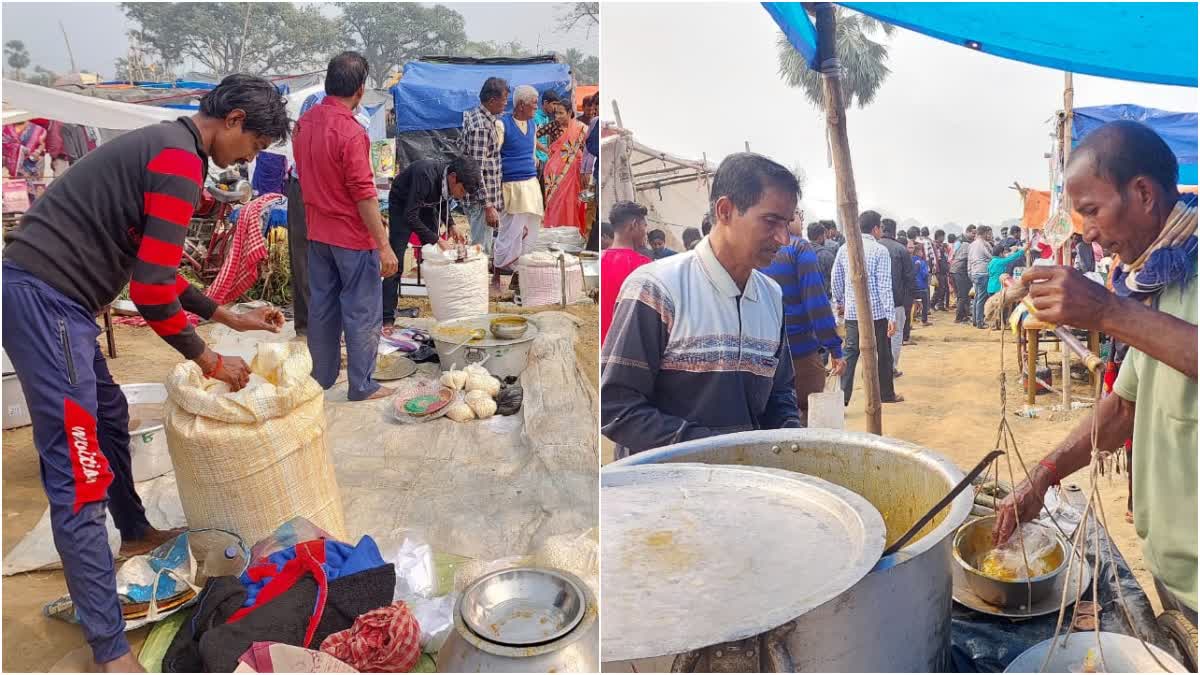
[776,6,895,109]
[5,40,30,81]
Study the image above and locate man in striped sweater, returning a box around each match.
[2,75,290,672]
[762,215,845,424]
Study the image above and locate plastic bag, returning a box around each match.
[807,375,845,430]
[392,538,435,601]
[249,517,335,564]
[46,532,203,631]
[409,594,456,653]
[977,523,1061,580]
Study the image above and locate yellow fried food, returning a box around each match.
[977,547,1062,581]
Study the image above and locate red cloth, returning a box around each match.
[44,120,65,160]
[320,601,421,673]
[205,193,282,304]
[294,98,378,251]
[229,540,329,648]
[600,247,652,344]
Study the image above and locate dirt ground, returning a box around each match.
[2,298,598,673]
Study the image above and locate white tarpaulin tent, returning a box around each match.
[600,124,714,252]
[2,79,179,130]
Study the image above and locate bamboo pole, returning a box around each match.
[813,2,882,434]
[1061,72,1074,411]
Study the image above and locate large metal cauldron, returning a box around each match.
[605,429,973,672]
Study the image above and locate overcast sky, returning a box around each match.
[2,2,597,76]
[602,2,1197,228]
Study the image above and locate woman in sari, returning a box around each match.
[2,121,47,178]
[541,101,588,234]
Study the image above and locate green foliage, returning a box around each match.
[339,2,468,87]
[121,2,344,77]
[562,48,598,85]
[27,65,56,87]
[5,40,30,79]
[776,6,895,110]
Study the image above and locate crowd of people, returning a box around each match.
[283,52,600,403]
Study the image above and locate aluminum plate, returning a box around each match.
[1005,631,1186,672]
[601,463,886,662]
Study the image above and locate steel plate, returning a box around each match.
[1005,631,1187,672]
[375,353,417,381]
[601,463,886,662]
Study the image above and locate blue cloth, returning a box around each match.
[251,152,287,196]
[307,241,383,401]
[238,536,386,609]
[913,256,930,290]
[1074,105,1198,185]
[501,114,537,182]
[761,236,843,359]
[587,118,599,183]
[391,61,571,133]
[831,234,895,322]
[988,249,1026,294]
[3,262,151,664]
[1112,195,1199,298]
[766,2,1198,87]
[532,109,551,164]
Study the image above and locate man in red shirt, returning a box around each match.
[294,52,398,401]
[601,201,653,344]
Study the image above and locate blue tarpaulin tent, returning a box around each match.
[1073,104,1198,185]
[765,2,1198,87]
[391,59,572,133]
[389,56,572,169]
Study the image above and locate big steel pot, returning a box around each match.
[605,429,972,673]
[432,314,539,381]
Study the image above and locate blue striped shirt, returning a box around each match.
[832,233,895,322]
[763,237,844,359]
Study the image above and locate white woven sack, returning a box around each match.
[517,252,585,307]
[422,255,489,321]
[534,226,585,253]
[163,342,346,546]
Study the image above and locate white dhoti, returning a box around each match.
[495,211,542,271]
[495,177,545,271]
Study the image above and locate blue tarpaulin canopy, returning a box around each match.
[1073,104,1198,185]
[765,2,1198,87]
[391,60,572,133]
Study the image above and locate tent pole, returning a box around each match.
[612,99,625,129]
[1060,71,1075,411]
[813,2,882,434]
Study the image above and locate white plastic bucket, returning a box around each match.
[122,383,174,482]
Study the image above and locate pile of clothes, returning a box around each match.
[164,533,422,673]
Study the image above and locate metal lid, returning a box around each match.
[432,313,540,347]
[601,463,886,662]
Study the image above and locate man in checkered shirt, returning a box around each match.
[832,210,903,405]
[458,77,507,252]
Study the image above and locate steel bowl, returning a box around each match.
[489,316,529,340]
[461,567,586,646]
[953,515,1067,608]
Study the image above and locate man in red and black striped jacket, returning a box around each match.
[2,74,290,672]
